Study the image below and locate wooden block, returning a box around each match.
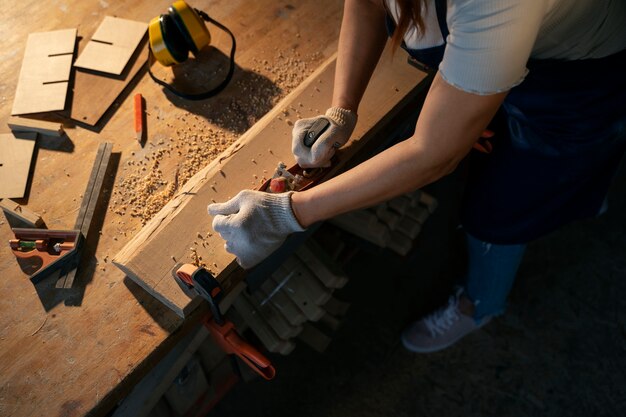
[258,279,308,326]
[71,40,149,126]
[295,239,349,289]
[408,189,423,207]
[297,323,332,353]
[375,204,402,229]
[319,313,342,332]
[388,195,412,215]
[12,29,76,115]
[163,356,209,417]
[329,214,391,247]
[0,199,45,228]
[419,192,438,213]
[268,273,325,322]
[113,45,429,317]
[387,230,413,256]
[322,296,351,317]
[406,205,431,224]
[281,256,332,306]
[0,133,37,199]
[8,117,63,137]
[246,292,303,340]
[232,295,295,355]
[396,216,422,239]
[111,325,208,417]
[74,17,147,75]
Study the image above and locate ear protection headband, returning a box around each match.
[148,1,236,100]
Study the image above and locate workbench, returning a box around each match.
[0,1,428,416]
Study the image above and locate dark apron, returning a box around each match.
[388,0,626,244]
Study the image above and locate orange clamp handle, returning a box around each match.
[204,317,276,380]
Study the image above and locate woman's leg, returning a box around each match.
[464,232,526,321]
[401,231,526,353]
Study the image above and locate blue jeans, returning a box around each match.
[463,232,526,321]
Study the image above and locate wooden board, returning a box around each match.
[11,29,76,115]
[74,16,147,75]
[0,199,45,227]
[8,116,64,136]
[70,42,148,126]
[0,133,37,198]
[114,45,429,318]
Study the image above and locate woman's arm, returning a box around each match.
[332,0,389,112]
[292,72,508,227]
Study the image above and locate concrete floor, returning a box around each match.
[211,157,626,417]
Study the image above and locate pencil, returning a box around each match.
[134,93,144,143]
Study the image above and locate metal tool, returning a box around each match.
[8,142,113,287]
[173,263,276,380]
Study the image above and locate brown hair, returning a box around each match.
[386,0,427,51]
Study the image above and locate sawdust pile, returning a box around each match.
[110,50,323,226]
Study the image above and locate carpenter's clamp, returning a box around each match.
[173,263,276,380]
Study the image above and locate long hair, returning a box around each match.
[386,0,427,51]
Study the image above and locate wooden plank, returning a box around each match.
[0,199,45,227]
[8,116,64,137]
[269,269,325,322]
[70,40,148,126]
[0,133,37,199]
[11,29,76,115]
[74,17,147,75]
[113,46,428,317]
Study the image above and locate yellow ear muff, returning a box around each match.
[147,1,237,100]
[170,0,210,53]
[148,1,211,66]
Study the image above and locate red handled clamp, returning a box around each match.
[173,263,276,380]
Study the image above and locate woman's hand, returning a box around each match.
[291,107,357,168]
[207,190,305,269]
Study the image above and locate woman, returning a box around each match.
[208,0,626,353]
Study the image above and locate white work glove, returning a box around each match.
[207,190,305,269]
[292,107,357,169]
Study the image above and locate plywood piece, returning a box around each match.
[0,199,45,227]
[0,133,37,199]
[8,116,63,137]
[74,16,147,75]
[71,42,148,126]
[11,29,76,115]
[114,44,429,317]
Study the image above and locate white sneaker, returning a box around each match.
[401,289,490,353]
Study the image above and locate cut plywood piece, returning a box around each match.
[8,116,64,137]
[0,199,45,228]
[0,133,37,199]
[74,17,147,75]
[114,44,429,317]
[71,40,149,126]
[11,29,76,115]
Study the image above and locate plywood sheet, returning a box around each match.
[114,45,429,318]
[70,42,148,126]
[11,29,76,115]
[74,16,147,75]
[0,133,37,199]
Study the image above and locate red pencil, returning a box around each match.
[134,93,144,143]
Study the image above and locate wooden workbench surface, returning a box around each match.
[0,1,343,416]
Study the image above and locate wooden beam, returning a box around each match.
[0,199,45,228]
[113,44,428,317]
[8,116,64,137]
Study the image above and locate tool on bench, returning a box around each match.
[260,122,332,194]
[8,143,113,287]
[173,263,276,380]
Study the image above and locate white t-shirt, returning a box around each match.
[387,0,626,94]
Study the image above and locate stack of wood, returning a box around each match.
[329,189,437,255]
[230,238,351,355]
